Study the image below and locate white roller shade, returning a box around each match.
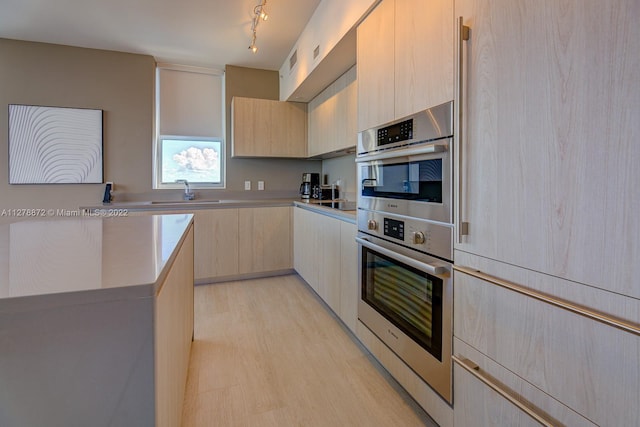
[157,65,224,137]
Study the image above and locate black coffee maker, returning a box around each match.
[299,173,320,199]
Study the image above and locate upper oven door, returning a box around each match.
[357,143,452,224]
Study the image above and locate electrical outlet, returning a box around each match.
[258,180,265,191]
[244,180,251,191]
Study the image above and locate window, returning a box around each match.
[154,64,225,189]
[158,136,224,187]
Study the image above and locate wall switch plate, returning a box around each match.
[258,180,265,191]
[244,180,251,190]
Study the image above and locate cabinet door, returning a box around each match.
[232,97,270,157]
[455,0,640,298]
[308,80,338,157]
[232,97,307,158]
[293,207,320,291]
[193,209,239,280]
[395,0,454,117]
[271,101,308,157]
[308,66,358,157]
[317,215,342,313]
[335,66,358,153]
[238,207,292,274]
[357,0,395,131]
[338,221,358,332]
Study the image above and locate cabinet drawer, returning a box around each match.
[454,339,595,427]
[454,266,640,426]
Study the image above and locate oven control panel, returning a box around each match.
[384,218,404,240]
[358,209,453,261]
[377,118,413,146]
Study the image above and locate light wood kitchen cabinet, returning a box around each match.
[307,66,357,157]
[317,214,342,313]
[356,0,395,132]
[293,207,321,292]
[453,339,596,427]
[357,0,454,131]
[338,221,358,332]
[232,97,307,158]
[193,209,239,279]
[455,0,640,298]
[130,206,292,282]
[293,207,359,332]
[394,0,454,118]
[294,208,344,310]
[238,206,292,274]
[453,251,640,427]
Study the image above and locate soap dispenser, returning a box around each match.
[102,182,113,204]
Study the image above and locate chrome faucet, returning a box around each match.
[176,179,195,200]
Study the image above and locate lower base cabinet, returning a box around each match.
[338,221,358,332]
[453,339,596,427]
[293,207,358,333]
[454,251,640,427]
[131,206,292,282]
[238,206,292,275]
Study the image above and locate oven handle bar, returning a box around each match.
[356,236,448,275]
[355,141,448,163]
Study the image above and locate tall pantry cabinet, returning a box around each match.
[453,0,640,425]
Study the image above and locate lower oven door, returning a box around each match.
[357,234,452,403]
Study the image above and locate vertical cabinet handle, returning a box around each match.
[455,17,470,243]
[452,355,559,427]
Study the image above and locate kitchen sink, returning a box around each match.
[149,200,220,205]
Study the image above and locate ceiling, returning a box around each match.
[0,0,322,71]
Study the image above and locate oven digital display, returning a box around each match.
[377,118,413,146]
[384,218,404,240]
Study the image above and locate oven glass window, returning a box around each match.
[361,158,442,202]
[361,246,443,360]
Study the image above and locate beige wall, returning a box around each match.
[321,154,357,200]
[0,38,156,210]
[0,40,326,214]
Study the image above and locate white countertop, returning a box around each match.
[0,214,193,310]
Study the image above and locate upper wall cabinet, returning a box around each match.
[307,66,357,158]
[279,0,377,102]
[357,0,454,131]
[231,97,307,158]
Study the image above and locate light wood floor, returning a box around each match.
[181,274,437,427]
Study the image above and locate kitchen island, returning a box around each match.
[0,214,194,427]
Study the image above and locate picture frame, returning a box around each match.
[8,104,103,184]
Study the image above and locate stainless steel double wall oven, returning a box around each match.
[356,101,454,403]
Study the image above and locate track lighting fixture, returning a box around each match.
[248,0,268,53]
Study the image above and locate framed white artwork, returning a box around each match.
[8,104,103,184]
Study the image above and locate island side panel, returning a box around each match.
[0,295,155,427]
[155,224,194,427]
